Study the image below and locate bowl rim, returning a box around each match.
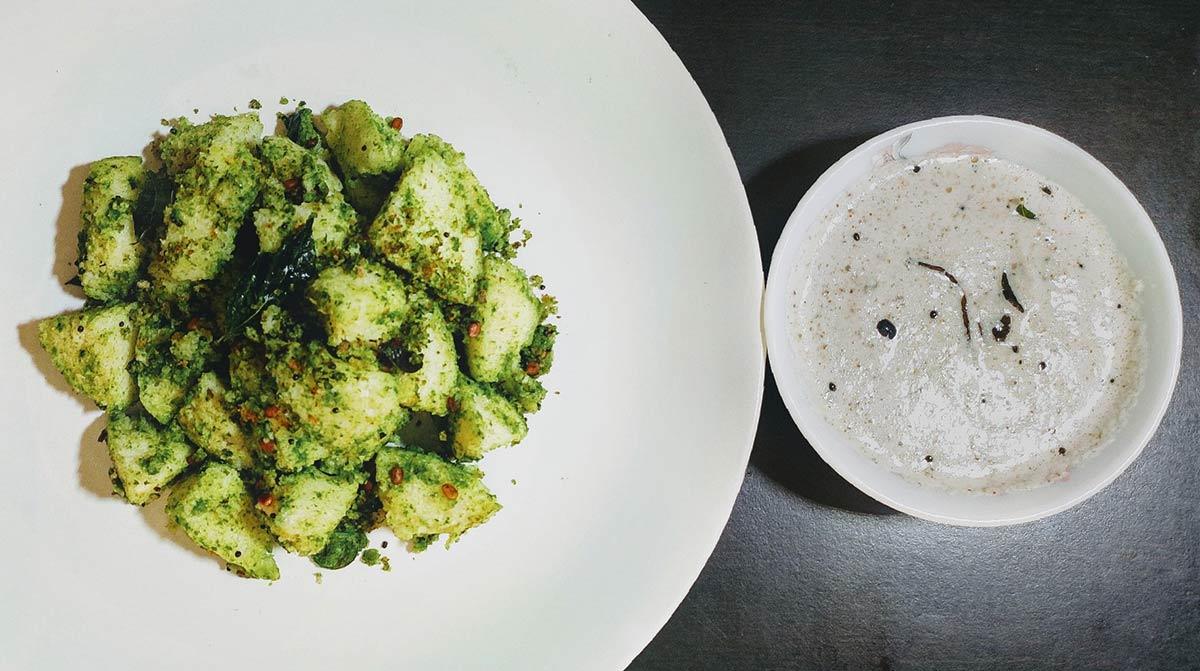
[763,114,1184,526]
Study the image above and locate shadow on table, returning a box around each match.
[745,136,898,516]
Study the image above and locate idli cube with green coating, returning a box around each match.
[134,314,217,424]
[253,135,359,265]
[149,114,263,295]
[37,302,137,410]
[268,342,408,469]
[495,372,548,415]
[266,469,361,556]
[394,307,459,415]
[495,322,556,413]
[368,134,496,305]
[319,100,406,215]
[227,340,270,399]
[320,100,406,177]
[307,260,408,346]
[374,446,500,545]
[257,419,327,474]
[77,156,145,301]
[226,341,329,473]
[106,412,196,505]
[158,113,262,176]
[466,257,540,382]
[176,371,255,469]
[166,461,279,580]
[450,378,527,460]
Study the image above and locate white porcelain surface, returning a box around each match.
[0,2,765,669]
[765,116,1183,526]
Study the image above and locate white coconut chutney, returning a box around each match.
[788,152,1145,493]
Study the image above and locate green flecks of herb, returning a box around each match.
[360,548,381,566]
[411,534,437,552]
[521,323,557,375]
[311,521,368,570]
[1015,203,1037,219]
[248,99,262,110]
[313,572,323,584]
[279,97,289,105]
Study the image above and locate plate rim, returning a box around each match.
[616,6,767,664]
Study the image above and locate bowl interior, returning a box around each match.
[764,116,1183,526]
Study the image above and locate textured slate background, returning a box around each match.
[628,2,1199,669]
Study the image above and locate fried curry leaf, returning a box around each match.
[224,227,317,334]
[133,169,174,242]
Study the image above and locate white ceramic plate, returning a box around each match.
[0,2,764,669]
[765,116,1183,526]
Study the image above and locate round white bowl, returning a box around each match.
[764,115,1183,526]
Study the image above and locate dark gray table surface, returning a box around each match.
[627,2,1200,669]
